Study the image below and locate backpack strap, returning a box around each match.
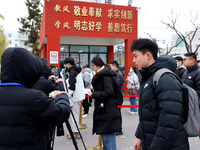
[153,68,183,87]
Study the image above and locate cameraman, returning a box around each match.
[0,48,71,150]
[33,61,64,96]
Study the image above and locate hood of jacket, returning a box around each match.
[41,63,51,79]
[141,55,176,79]
[82,68,91,74]
[1,48,43,88]
[92,66,116,83]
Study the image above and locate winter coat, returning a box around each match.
[113,69,124,89]
[135,55,189,150]
[66,65,85,102]
[127,71,139,90]
[33,63,64,96]
[0,48,70,150]
[82,68,92,89]
[92,66,121,134]
[182,64,200,97]
[174,66,186,79]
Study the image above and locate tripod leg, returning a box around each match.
[48,126,56,150]
[65,120,79,150]
[70,109,87,150]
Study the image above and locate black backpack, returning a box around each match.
[112,78,123,106]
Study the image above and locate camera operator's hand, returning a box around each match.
[49,90,64,99]
[55,78,63,83]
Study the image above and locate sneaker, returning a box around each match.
[88,102,92,106]
[82,114,89,118]
[73,132,81,139]
[128,111,137,115]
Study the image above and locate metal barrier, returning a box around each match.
[79,101,87,129]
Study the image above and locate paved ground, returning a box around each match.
[53,98,200,150]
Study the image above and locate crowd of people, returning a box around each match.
[0,38,200,150]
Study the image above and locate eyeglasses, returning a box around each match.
[183,58,191,61]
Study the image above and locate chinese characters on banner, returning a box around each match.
[54,4,134,34]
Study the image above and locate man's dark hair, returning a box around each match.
[50,64,56,69]
[91,56,105,67]
[130,38,158,60]
[109,60,119,68]
[175,56,183,62]
[131,66,137,73]
[184,53,197,62]
[82,64,87,69]
[64,57,75,65]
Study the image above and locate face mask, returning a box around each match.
[129,70,133,73]
[64,65,66,68]
[177,62,179,67]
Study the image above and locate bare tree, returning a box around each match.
[161,10,200,54]
[144,32,167,55]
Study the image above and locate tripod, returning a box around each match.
[49,109,87,150]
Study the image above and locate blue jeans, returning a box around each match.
[101,133,117,150]
[129,97,137,112]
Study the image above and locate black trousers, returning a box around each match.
[82,97,89,114]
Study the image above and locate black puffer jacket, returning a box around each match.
[182,64,200,97]
[174,66,186,79]
[67,65,82,91]
[135,55,189,150]
[33,63,64,96]
[92,66,121,134]
[114,69,124,89]
[0,48,70,150]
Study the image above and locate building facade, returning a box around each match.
[40,0,137,78]
[169,31,200,60]
[5,31,31,50]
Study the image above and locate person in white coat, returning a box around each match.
[64,57,85,139]
[126,66,140,114]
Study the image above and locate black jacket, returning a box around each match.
[33,64,64,96]
[92,66,121,134]
[182,64,200,97]
[135,55,189,150]
[0,48,70,150]
[174,66,186,79]
[114,69,124,89]
[67,65,82,91]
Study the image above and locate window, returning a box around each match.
[60,45,69,52]
[60,45,69,61]
[90,46,107,52]
[60,45,108,67]
[70,46,88,52]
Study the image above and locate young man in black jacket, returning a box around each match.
[131,39,189,150]
[182,52,200,98]
[64,57,85,139]
[174,56,186,78]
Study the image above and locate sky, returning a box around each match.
[0,0,200,47]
